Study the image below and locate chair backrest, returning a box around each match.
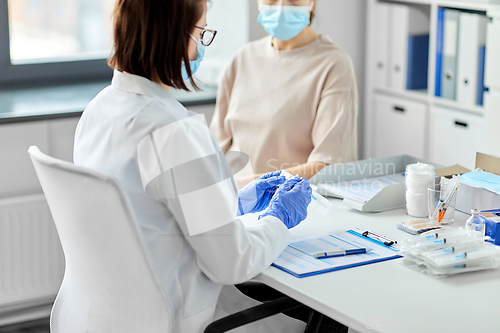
[28,146,172,333]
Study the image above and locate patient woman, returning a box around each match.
[211,0,358,186]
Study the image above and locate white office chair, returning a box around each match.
[28,146,172,332]
[28,146,319,333]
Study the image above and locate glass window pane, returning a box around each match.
[8,0,115,65]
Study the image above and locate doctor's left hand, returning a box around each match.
[237,171,286,215]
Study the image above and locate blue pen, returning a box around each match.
[313,247,373,259]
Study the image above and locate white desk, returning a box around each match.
[255,199,500,333]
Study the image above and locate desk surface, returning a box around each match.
[255,199,500,333]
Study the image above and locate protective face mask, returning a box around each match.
[181,35,205,81]
[460,170,500,196]
[257,5,311,41]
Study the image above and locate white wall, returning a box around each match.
[0,118,79,195]
[249,0,367,158]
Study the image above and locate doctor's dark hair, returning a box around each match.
[108,0,205,91]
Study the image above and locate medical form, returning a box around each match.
[272,229,401,277]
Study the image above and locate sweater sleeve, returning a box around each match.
[308,50,359,165]
[210,57,238,152]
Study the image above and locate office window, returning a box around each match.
[0,0,114,85]
[8,0,115,65]
[0,0,249,86]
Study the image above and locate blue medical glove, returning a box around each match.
[258,177,312,229]
[238,171,286,215]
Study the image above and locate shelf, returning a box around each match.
[432,96,485,115]
[381,0,500,11]
[373,87,485,115]
[437,0,498,11]
[374,87,431,103]
[382,0,432,6]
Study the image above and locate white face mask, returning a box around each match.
[181,35,206,81]
[461,170,500,195]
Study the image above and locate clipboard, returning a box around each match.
[272,229,402,278]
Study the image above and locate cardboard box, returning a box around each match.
[438,153,500,214]
[435,164,471,178]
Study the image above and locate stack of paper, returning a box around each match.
[316,173,405,203]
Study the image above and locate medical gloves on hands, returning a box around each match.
[238,171,286,215]
[259,176,312,229]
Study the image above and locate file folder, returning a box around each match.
[456,12,487,106]
[389,4,409,90]
[435,7,445,96]
[441,9,460,100]
[389,4,430,90]
[374,2,391,88]
[477,46,486,106]
[407,34,429,90]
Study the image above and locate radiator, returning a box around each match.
[0,192,64,311]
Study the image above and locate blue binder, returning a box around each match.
[407,34,429,90]
[477,46,486,106]
[435,7,445,96]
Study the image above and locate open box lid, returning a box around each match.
[475,152,500,176]
[434,153,500,178]
[435,164,471,178]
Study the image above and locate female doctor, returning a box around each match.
[211,0,359,186]
[71,0,313,333]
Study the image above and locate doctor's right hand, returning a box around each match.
[238,171,286,215]
[258,177,312,229]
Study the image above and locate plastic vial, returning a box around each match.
[465,209,485,236]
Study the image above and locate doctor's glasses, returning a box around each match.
[194,26,217,46]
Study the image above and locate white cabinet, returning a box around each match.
[373,94,427,159]
[48,118,80,162]
[430,107,484,169]
[364,0,500,162]
[0,122,50,194]
[0,118,82,195]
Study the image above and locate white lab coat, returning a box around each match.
[73,70,305,333]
